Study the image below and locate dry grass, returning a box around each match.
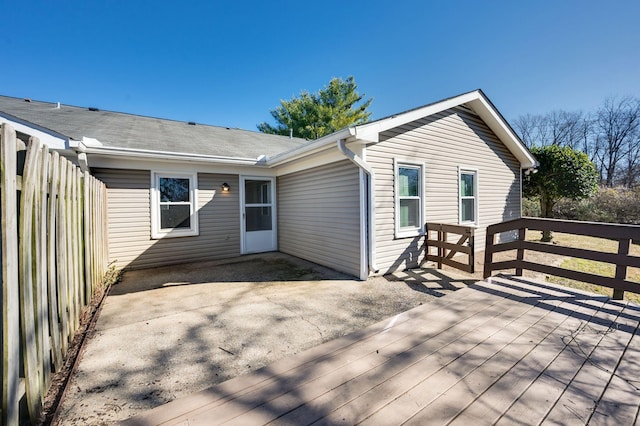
[525,231,640,303]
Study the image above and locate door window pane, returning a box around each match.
[245,180,271,204]
[246,206,272,231]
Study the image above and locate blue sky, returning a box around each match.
[2,1,639,132]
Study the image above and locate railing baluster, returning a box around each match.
[483,229,495,279]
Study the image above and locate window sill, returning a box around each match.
[151,229,199,239]
[395,229,424,239]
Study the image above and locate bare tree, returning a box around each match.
[513,110,589,149]
[617,133,640,187]
[593,96,640,187]
[513,114,538,148]
[548,111,589,149]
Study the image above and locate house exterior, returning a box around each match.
[0,90,537,279]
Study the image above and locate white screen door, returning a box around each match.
[241,177,277,253]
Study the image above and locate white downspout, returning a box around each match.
[337,139,379,275]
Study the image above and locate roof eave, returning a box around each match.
[0,111,71,149]
[78,143,267,166]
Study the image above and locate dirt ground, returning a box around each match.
[54,253,479,425]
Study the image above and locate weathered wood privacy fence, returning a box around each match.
[484,217,640,300]
[1,124,108,425]
[424,223,475,273]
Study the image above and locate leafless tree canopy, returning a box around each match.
[514,96,640,188]
[514,111,589,149]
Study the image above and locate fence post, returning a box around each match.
[516,227,526,276]
[1,124,20,426]
[468,229,475,274]
[613,238,630,300]
[483,227,494,279]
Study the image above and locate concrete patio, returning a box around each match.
[123,274,640,425]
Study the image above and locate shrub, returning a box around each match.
[527,187,640,224]
[522,196,541,217]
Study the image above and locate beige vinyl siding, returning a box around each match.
[93,168,240,270]
[278,160,362,277]
[367,106,521,274]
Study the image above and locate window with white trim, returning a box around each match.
[459,169,478,225]
[395,161,424,237]
[151,172,198,238]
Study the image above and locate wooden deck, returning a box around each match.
[123,275,640,425]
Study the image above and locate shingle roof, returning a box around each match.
[0,95,307,158]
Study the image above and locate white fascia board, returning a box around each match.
[266,128,355,166]
[354,91,483,138]
[87,154,276,176]
[465,97,538,169]
[78,144,266,167]
[273,147,346,176]
[0,113,69,149]
[354,90,538,169]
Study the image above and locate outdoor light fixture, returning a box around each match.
[221,183,230,192]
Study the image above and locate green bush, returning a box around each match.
[525,187,640,224]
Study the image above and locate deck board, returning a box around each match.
[494,302,617,424]
[449,296,607,425]
[122,275,640,426]
[404,298,585,425]
[354,292,558,425]
[543,302,640,424]
[589,310,640,425]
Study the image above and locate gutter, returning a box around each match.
[336,139,379,276]
[76,143,266,166]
